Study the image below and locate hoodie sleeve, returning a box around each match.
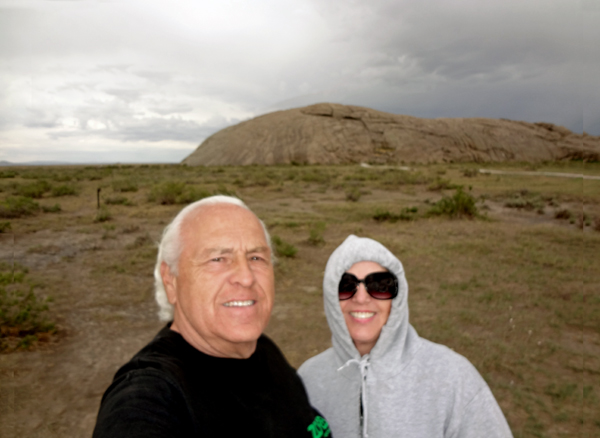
[446,384,513,438]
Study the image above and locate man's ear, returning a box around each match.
[160,262,178,305]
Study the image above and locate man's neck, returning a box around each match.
[169,320,258,359]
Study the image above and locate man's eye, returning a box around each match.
[250,256,264,261]
[211,257,222,262]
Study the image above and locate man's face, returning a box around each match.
[339,261,392,356]
[161,203,274,358]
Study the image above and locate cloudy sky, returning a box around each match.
[1,0,598,163]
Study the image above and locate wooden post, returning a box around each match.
[97,188,101,209]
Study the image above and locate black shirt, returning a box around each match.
[93,325,331,438]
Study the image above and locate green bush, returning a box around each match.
[554,209,571,220]
[13,180,51,198]
[105,196,133,206]
[126,233,154,249]
[503,190,544,212]
[462,168,479,177]
[94,206,112,223]
[112,179,138,193]
[0,196,40,218]
[0,221,11,233]
[379,170,429,187]
[52,173,72,182]
[50,184,78,197]
[41,203,61,213]
[373,206,418,222]
[300,170,331,184]
[272,236,298,258]
[214,185,237,197]
[427,188,479,219]
[345,187,362,202]
[148,182,211,205]
[308,222,326,246]
[0,170,17,178]
[428,178,459,192]
[0,263,55,351]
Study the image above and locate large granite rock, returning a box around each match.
[183,103,599,165]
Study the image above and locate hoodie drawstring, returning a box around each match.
[337,356,370,438]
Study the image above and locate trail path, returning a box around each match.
[478,169,600,180]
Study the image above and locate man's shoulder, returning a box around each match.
[114,325,190,383]
[254,334,301,378]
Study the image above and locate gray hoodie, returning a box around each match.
[298,235,513,438]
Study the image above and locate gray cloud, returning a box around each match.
[1,0,597,163]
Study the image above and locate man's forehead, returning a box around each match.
[203,245,270,255]
[181,203,267,244]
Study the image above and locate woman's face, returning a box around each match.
[339,261,393,356]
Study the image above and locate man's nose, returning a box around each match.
[231,257,255,288]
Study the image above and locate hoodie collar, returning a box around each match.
[323,235,419,379]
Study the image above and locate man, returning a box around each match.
[93,196,331,438]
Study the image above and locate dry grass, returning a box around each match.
[0,161,598,438]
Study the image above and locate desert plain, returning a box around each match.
[0,161,598,438]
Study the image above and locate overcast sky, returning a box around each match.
[1,0,598,163]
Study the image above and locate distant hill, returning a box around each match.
[0,160,74,167]
[183,103,599,165]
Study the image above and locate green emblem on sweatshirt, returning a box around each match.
[307,415,330,438]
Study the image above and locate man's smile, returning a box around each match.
[223,300,255,307]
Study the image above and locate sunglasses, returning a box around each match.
[338,271,399,300]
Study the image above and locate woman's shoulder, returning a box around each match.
[297,348,337,380]
[411,337,485,386]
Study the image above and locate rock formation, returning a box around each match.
[183,103,599,165]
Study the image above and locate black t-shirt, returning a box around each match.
[93,326,331,438]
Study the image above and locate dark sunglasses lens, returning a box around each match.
[365,272,397,300]
[338,274,358,300]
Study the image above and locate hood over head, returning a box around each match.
[323,235,418,379]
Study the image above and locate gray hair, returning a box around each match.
[153,195,273,322]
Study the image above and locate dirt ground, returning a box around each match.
[0,164,598,437]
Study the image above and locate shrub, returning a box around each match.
[148,182,211,205]
[462,168,479,177]
[272,236,298,258]
[373,207,418,222]
[126,233,154,249]
[346,187,362,202]
[373,209,395,222]
[112,179,138,193]
[94,206,112,223]
[214,185,237,197]
[503,190,544,212]
[308,222,326,246]
[301,170,330,184]
[379,170,428,187]
[427,188,479,219]
[0,196,40,218]
[41,203,61,213]
[105,196,133,206]
[428,178,459,192]
[0,221,11,233]
[0,170,17,178]
[13,180,51,198]
[50,184,78,197]
[554,209,571,220]
[0,263,55,351]
[52,173,72,182]
[148,182,185,204]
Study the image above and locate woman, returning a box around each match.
[298,235,512,438]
